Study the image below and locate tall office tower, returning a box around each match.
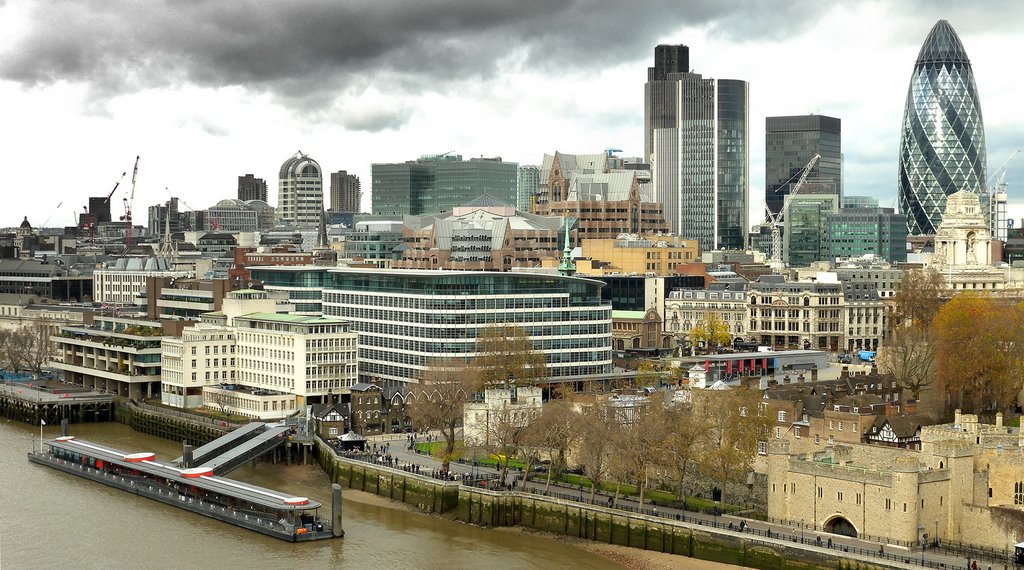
[765,115,842,216]
[329,170,362,213]
[237,174,268,203]
[517,165,540,211]
[644,44,690,162]
[277,151,323,227]
[650,69,748,252]
[898,20,986,235]
[371,153,517,217]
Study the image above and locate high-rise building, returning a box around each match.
[517,165,540,211]
[277,152,323,227]
[329,170,361,214]
[782,191,840,267]
[237,174,268,202]
[644,44,690,162]
[370,153,517,217]
[650,68,748,251]
[825,207,908,263]
[898,20,987,236]
[765,115,842,216]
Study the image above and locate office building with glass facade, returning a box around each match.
[371,154,517,217]
[765,115,842,216]
[825,207,908,263]
[783,192,840,267]
[898,20,987,235]
[649,61,748,251]
[249,267,613,387]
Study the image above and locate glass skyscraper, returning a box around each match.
[898,20,987,235]
[649,64,748,251]
[765,115,842,216]
[371,154,517,217]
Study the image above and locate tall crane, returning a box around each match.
[120,156,140,249]
[985,149,1021,241]
[82,171,125,243]
[762,153,821,273]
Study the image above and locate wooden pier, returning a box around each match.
[0,381,112,424]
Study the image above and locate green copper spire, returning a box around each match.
[558,217,576,276]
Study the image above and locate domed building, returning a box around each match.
[277,151,323,228]
[898,20,987,236]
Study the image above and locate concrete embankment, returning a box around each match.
[315,439,892,570]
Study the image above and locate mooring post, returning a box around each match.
[332,483,344,537]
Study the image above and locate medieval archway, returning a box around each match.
[823,515,858,538]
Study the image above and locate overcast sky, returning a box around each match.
[1,0,1021,232]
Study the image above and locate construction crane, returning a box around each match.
[762,153,821,273]
[120,156,140,249]
[985,149,1021,241]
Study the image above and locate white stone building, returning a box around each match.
[463,386,542,448]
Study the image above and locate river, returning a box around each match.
[0,420,623,570]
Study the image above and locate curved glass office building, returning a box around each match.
[898,20,986,235]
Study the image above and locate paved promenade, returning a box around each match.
[363,431,1006,570]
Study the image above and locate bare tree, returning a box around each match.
[474,324,547,387]
[207,389,232,416]
[609,397,668,508]
[663,402,704,501]
[406,359,480,474]
[525,396,579,493]
[18,323,53,375]
[879,324,935,400]
[577,403,613,503]
[483,403,538,484]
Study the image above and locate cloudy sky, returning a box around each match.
[1,0,1021,232]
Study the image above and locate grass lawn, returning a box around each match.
[558,473,745,513]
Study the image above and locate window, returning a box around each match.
[837,492,843,501]
[885,498,891,510]
[838,421,844,431]
[775,427,782,439]
[829,420,834,430]
[814,434,820,444]
[328,427,338,436]
[758,441,767,455]
[1015,482,1024,506]
[778,410,787,422]
[828,435,834,444]
[817,487,823,498]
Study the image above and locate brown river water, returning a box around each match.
[0,420,626,570]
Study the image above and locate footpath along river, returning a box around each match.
[0,420,743,569]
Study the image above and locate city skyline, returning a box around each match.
[1,1,1021,232]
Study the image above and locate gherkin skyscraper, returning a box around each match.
[898,20,986,235]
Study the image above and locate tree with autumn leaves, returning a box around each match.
[929,293,1024,415]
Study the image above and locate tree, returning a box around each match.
[474,324,547,387]
[878,324,936,401]
[523,396,579,493]
[407,359,481,473]
[662,402,704,501]
[693,386,772,508]
[689,312,731,351]
[577,403,613,503]
[207,389,232,416]
[608,397,668,508]
[482,400,539,483]
[633,360,660,388]
[18,323,53,375]
[889,268,946,331]
[930,293,1023,415]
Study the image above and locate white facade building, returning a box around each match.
[160,323,236,409]
[93,257,190,305]
[277,151,323,228]
[463,386,543,447]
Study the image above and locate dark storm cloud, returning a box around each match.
[1,0,820,111]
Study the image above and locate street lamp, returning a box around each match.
[800,519,804,544]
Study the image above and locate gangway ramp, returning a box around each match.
[175,421,266,466]
[195,425,292,475]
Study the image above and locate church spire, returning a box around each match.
[557,217,576,276]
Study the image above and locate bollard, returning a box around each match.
[332,483,344,538]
